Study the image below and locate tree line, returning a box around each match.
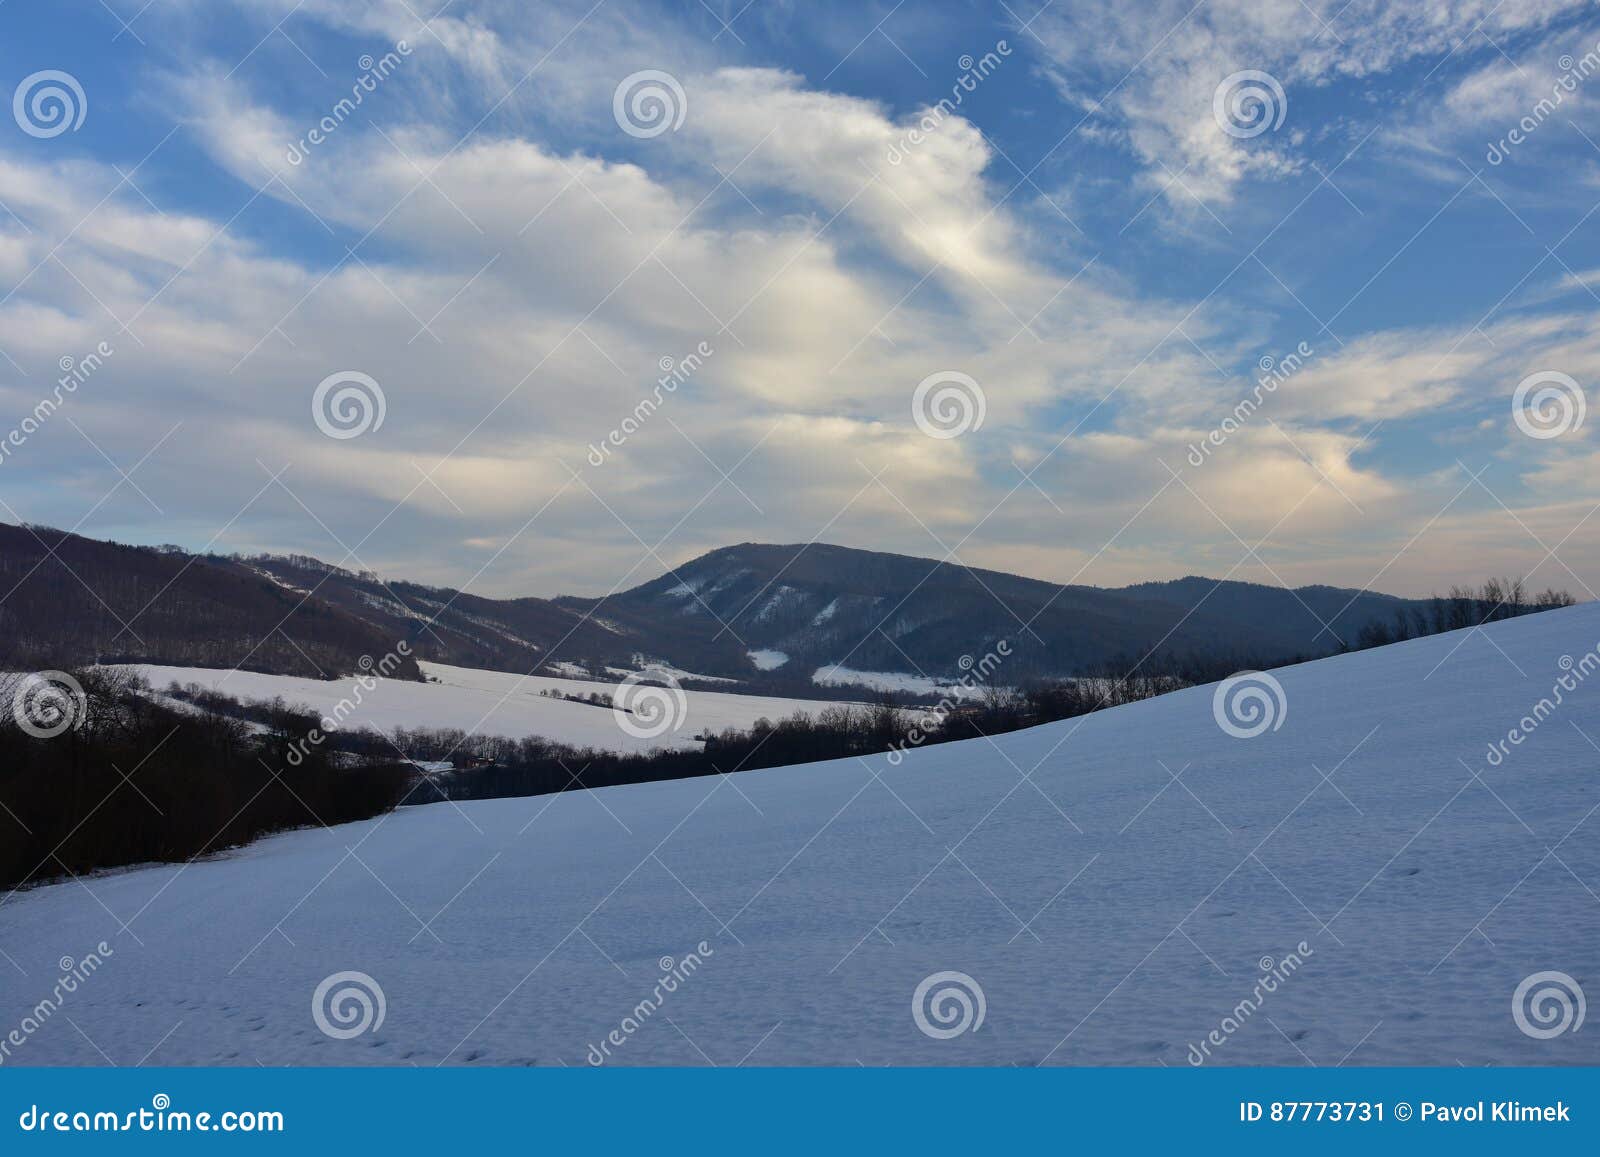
[1351,578,1574,650]
[0,669,412,889]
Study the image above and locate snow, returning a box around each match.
[356,591,430,622]
[130,662,862,755]
[244,565,310,596]
[753,585,803,623]
[811,598,839,625]
[603,663,738,686]
[812,664,991,700]
[621,656,739,685]
[664,568,749,610]
[10,605,1599,1067]
[748,649,790,671]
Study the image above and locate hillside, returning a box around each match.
[0,524,421,680]
[239,554,647,678]
[580,542,1432,681]
[4,604,1594,1066]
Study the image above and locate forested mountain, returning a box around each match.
[239,553,632,676]
[0,524,420,679]
[4,523,1542,687]
[580,542,1436,682]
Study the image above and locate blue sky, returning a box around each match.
[1,0,1598,599]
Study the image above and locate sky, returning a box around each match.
[1,0,1598,601]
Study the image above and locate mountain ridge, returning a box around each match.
[1,521,1447,688]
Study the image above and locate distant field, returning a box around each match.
[136,661,870,754]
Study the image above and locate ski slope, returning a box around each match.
[133,661,865,754]
[6,605,1598,1067]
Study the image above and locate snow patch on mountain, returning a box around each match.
[753,585,806,623]
[244,564,311,596]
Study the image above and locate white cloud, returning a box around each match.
[2,1,1598,602]
[1029,0,1594,203]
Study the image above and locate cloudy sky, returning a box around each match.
[1,0,1598,600]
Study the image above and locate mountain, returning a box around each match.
[576,542,1429,682]
[239,554,636,676]
[8,601,1594,1065]
[0,523,420,679]
[2,523,1433,687]
[1115,575,1425,653]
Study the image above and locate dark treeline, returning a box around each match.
[1350,578,1574,650]
[0,669,412,889]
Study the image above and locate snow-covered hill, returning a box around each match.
[136,661,867,754]
[5,605,1597,1066]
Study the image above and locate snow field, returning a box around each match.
[3,605,1595,1067]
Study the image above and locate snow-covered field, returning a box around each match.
[133,661,864,754]
[812,664,992,699]
[7,606,1598,1066]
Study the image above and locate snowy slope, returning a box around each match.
[6,605,1598,1067]
[133,662,865,754]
